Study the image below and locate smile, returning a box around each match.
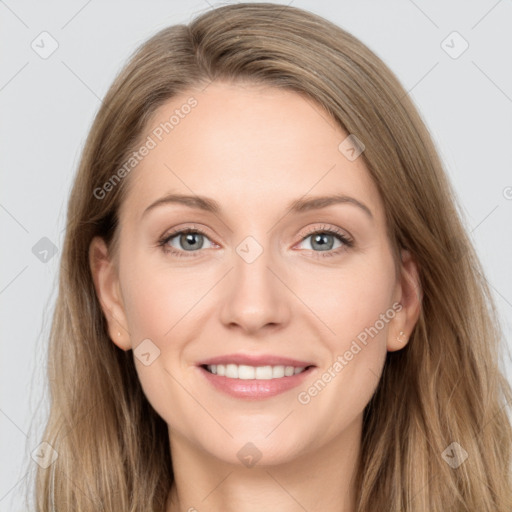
[205,363,308,379]
[198,364,316,399]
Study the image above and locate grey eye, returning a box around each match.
[166,231,214,252]
[299,232,343,252]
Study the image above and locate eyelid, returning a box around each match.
[159,223,214,241]
[297,224,352,243]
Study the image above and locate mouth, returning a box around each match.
[197,357,317,399]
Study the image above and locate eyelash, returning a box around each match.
[157,224,354,259]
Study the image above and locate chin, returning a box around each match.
[205,430,309,468]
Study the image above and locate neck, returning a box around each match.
[166,416,362,512]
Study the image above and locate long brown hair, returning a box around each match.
[33,3,512,510]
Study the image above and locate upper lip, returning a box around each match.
[197,353,315,368]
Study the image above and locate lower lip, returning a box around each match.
[198,365,315,399]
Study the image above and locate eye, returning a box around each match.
[157,224,354,259]
[296,224,353,257]
[158,227,215,257]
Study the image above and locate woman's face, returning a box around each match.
[91,81,420,467]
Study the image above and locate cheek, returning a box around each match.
[119,251,199,342]
[295,282,393,444]
[294,249,397,346]
[297,249,396,409]
[118,255,200,423]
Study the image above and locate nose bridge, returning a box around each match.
[218,232,289,333]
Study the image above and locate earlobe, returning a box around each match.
[387,249,422,352]
[89,236,131,351]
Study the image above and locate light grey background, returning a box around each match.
[1,0,511,509]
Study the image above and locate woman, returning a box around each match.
[34,3,512,511]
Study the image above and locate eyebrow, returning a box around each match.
[142,192,373,219]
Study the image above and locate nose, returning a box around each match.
[219,239,291,336]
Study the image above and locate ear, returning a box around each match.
[387,249,422,352]
[89,236,131,351]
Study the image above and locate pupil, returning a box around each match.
[182,233,202,251]
[312,233,333,251]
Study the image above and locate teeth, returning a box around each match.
[206,364,306,379]
[255,365,272,379]
[272,365,285,378]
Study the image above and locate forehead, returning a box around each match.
[119,82,385,226]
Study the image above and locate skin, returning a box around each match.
[90,81,421,512]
